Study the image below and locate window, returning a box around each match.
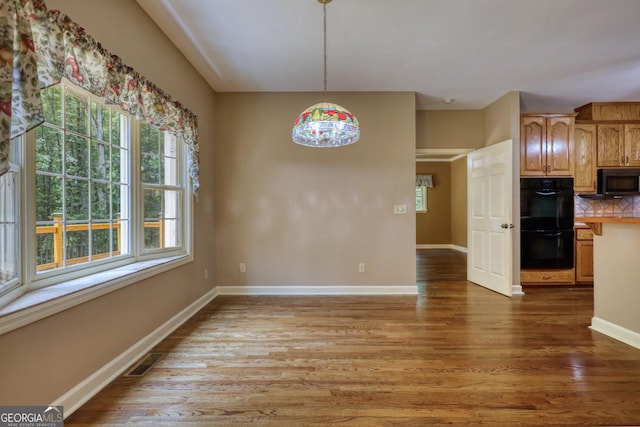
[140,124,183,252]
[0,80,191,306]
[34,83,130,275]
[0,138,20,299]
[416,185,428,212]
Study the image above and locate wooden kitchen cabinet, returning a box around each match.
[597,124,624,167]
[521,114,575,176]
[597,123,640,167]
[624,123,640,166]
[575,226,594,283]
[520,268,575,285]
[574,123,597,192]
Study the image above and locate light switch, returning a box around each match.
[394,204,408,214]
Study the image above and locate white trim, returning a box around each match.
[512,284,524,295]
[416,148,472,162]
[416,157,465,163]
[53,287,218,418]
[449,153,468,162]
[416,244,468,253]
[217,285,418,296]
[590,316,640,350]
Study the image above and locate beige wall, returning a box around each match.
[414,157,467,248]
[214,92,416,287]
[416,110,484,149]
[414,110,479,248]
[416,162,451,245]
[0,0,216,405]
[450,156,467,248]
[593,224,640,338]
[414,93,520,250]
[482,91,520,147]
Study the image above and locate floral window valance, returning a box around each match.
[0,0,200,195]
[416,174,433,188]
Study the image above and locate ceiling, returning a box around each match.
[136,0,640,112]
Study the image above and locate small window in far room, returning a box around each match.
[416,185,427,212]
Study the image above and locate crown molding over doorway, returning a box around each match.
[416,148,473,162]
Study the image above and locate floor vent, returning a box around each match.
[124,352,166,377]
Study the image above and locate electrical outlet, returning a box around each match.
[359,263,365,273]
[239,263,246,273]
[204,269,209,280]
[394,204,408,214]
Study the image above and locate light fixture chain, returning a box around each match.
[292,0,359,147]
[323,0,327,97]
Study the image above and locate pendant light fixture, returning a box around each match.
[292,0,360,147]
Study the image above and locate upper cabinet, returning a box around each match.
[521,114,575,176]
[625,124,640,166]
[595,123,640,167]
[574,123,597,193]
[597,124,624,167]
[575,102,640,169]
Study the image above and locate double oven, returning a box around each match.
[520,178,574,269]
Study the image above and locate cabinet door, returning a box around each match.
[597,124,624,167]
[624,123,640,167]
[520,116,546,176]
[575,239,594,283]
[574,124,597,192]
[546,116,574,176]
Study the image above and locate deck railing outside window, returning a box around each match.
[35,215,163,271]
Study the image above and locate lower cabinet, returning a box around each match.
[575,226,594,283]
[520,226,595,285]
[520,268,575,285]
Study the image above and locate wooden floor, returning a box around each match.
[66,249,640,426]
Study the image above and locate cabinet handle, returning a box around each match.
[622,156,625,165]
[547,164,551,172]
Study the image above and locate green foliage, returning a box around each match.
[36,84,126,266]
[33,83,181,267]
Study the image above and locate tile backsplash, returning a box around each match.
[575,195,640,218]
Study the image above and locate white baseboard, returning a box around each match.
[512,284,524,295]
[217,285,418,296]
[54,287,218,418]
[416,244,467,253]
[590,316,640,350]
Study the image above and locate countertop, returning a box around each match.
[574,217,640,235]
[575,217,640,224]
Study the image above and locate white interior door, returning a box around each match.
[467,140,513,296]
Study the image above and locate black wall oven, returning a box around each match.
[520,178,574,269]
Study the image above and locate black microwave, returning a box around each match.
[597,168,640,195]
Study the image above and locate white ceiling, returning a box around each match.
[136,0,640,112]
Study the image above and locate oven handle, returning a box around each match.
[534,190,561,196]
[541,232,563,237]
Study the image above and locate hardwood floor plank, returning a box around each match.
[66,249,640,426]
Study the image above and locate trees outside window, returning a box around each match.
[0,80,190,306]
[140,124,182,252]
[35,83,130,272]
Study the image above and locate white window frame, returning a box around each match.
[138,124,185,257]
[0,80,193,322]
[0,138,23,308]
[416,185,428,213]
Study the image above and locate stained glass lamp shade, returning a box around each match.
[292,0,360,148]
[292,102,360,147]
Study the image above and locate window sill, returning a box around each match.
[0,255,192,335]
